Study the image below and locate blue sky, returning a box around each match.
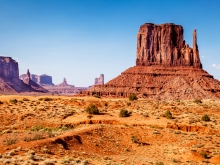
[0,0,219,86]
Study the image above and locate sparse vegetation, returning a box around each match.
[129,94,138,101]
[156,162,164,165]
[202,114,210,122]
[131,135,139,143]
[86,104,99,114]
[9,99,17,104]
[127,102,131,106]
[4,137,17,145]
[200,151,208,159]
[194,99,202,104]
[164,110,173,119]
[119,109,132,117]
[93,94,101,98]
[38,97,53,101]
[23,98,30,101]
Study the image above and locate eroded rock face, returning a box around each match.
[0,57,48,93]
[80,23,220,100]
[136,23,202,68]
[0,57,19,79]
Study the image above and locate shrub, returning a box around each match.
[194,99,202,104]
[86,104,99,115]
[156,162,164,165]
[129,94,138,101]
[93,94,100,98]
[131,135,139,143]
[164,110,173,119]
[119,109,131,117]
[104,102,108,106]
[38,97,53,101]
[202,114,210,122]
[0,101,3,104]
[127,102,131,106]
[23,98,30,101]
[9,99,17,104]
[5,137,17,145]
[200,151,208,159]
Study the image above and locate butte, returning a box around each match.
[81,23,220,100]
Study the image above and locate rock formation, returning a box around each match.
[0,57,48,93]
[80,23,220,100]
[136,23,202,68]
[43,78,87,95]
[20,73,54,85]
[95,74,104,85]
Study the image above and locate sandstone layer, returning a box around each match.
[0,57,48,93]
[80,23,220,100]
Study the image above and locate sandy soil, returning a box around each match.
[0,95,220,165]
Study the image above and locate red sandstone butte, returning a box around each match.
[80,23,220,100]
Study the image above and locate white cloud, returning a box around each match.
[212,64,220,69]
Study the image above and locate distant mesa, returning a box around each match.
[80,23,220,100]
[0,57,47,93]
[20,73,53,86]
[42,78,87,95]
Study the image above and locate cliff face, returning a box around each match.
[136,23,202,68]
[0,57,19,79]
[0,57,48,93]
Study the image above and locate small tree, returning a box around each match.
[86,104,99,115]
[164,110,173,119]
[9,99,17,104]
[202,114,210,122]
[119,109,131,117]
[193,99,202,104]
[129,94,138,101]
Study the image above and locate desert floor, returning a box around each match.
[0,95,220,165]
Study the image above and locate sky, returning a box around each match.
[0,0,219,86]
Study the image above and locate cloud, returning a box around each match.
[212,64,220,69]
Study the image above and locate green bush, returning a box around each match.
[202,114,210,122]
[156,162,164,165]
[129,94,138,101]
[23,98,30,101]
[164,110,173,119]
[131,135,139,143]
[38,97,53,101]
[9,99,17,104]
[200,151,208,158]
[119,109,131,117]
[86,104,99,115]
[93,94,100,98]
[193,99,202,104]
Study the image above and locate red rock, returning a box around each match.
[0,57,47,93]
[80,23,220,100]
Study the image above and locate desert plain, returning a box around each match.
[0,95,220,165]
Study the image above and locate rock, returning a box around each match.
[95,74,104,85]
[136,23,202,68]
[20,73,54,85]
[0,57,19,79]
[80,23,220,100]
[0,57,48,93]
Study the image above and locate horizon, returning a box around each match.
[0,0,220,86]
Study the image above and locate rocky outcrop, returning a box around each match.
[80,23,220,100]
[95,74,104,85]
[136,23,202,68]
[20,73,54,85]
[0,57,48,93]
[0,57,19,79]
